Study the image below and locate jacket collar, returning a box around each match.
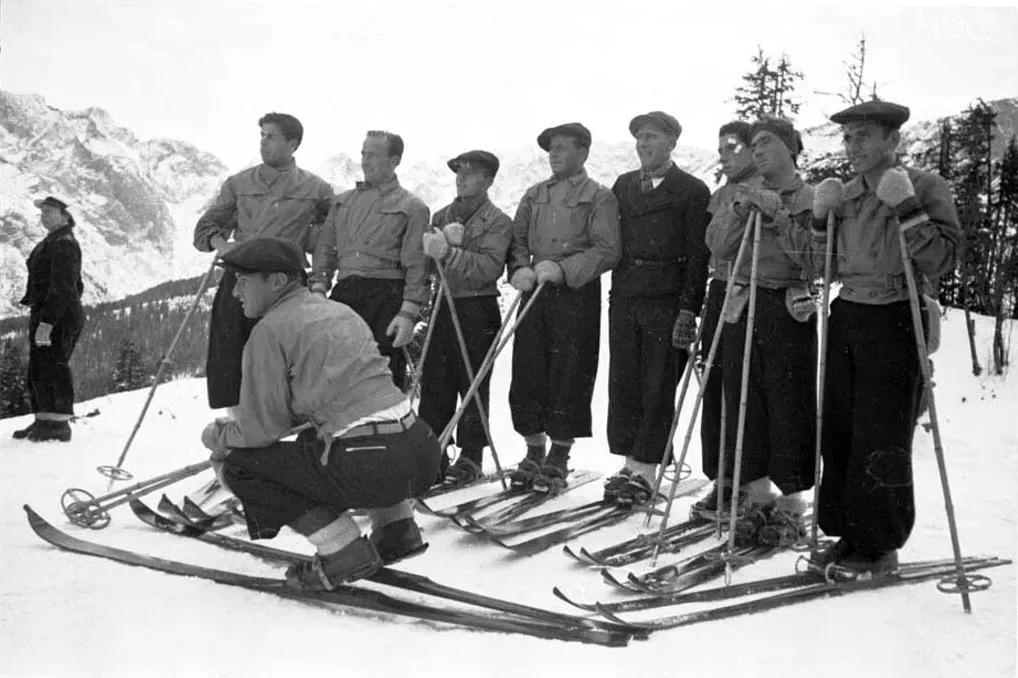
[43,223,75,243]
[356,175,401,194]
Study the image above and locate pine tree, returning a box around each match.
[110,337,149,393]
[733,47,804,120]
[0,340,30,418]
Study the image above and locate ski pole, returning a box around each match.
[808,211,836,548]
[439,284,543,446]
[722,211,762,581]
[714,262,734,541]
[645,214,756,562]
[435,262,508,489]
[406,281,444,402]
[98,259,217,487]
[897,226,975,613]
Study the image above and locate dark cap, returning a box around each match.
[629,111,683,139]
[216,237,305,276]
[34,196,70,211]
[750,115,803,157]
[447,150,500,178]
[537,122,592,151]
[830,100,911,129]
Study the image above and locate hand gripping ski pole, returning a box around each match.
[434,261,508,488]
[98,260,217,487]
[897,227,984,612]
[808,211,836,548]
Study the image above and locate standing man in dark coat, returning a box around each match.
[507,122,621,494]
[13,196,85,442]
[194,112,334,410]
[604,111,710,506]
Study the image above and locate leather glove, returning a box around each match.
[812,178,845,220]
[510,267,537,292]
[34,322,53,347]
[422,229,449,260]
[386,312,416,348]
[201,419,230,453]
[534,260,564,285]
[442,222,465,246]
[671,310,698,349]
[734,186,783,221]
[877,168,923,222]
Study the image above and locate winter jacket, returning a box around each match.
[19,224,84,325]
[193,160,334,254]
[430,196,512,298]
[707,165,761,281]
[706,173,814,289]
[610,165,711,312]
[311,176,431,306]
[213,285,407,450]
[508,170,621,289]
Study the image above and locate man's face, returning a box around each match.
[547,135,587,178]
[361,135,399,185]
[842,121,897,175]
[260,123,295,167]
[39,205,67,231]
[455,164,493,198]
[751,130,794,179]
[232,272,280,318]
[718,134,753,179]
[635,123,676,170]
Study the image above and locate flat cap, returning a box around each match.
[537,122,592,151]
[629,111,683,138]
[830,100,911,129]
[447,150,500,177]
[216,237,305,276]
[34,196,70,211]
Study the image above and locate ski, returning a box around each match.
[421,469,514,500]
[127,499,647,638]
[553,555,1000,613]
[25,504,633,647]
[418,469,599,520]
[157,494,232,531]
[563,519,714,568]
[591,557,1010,630]
[624,545,776,594]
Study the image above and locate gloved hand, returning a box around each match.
[386,311,416,348]
[812,177,845,221]
[877,168,922,221]
[534,260,564,285]
[671,310,698,349]
[422,229,449,260]
[201,419,230,453]
[442,222,465,246]
[34,322,53,347]
[510,267,536,292]
[733,186,783,221]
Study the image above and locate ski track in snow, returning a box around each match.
[0,307,1014,678]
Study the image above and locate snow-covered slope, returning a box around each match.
[0,299,1014,678]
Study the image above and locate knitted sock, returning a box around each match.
[547,439,574,466]
[774,490,810,514]
[369,500,415,531]
[624,458,658,482]
[523,433,547,462]
[305,513,361,556]
[741,476,777,505]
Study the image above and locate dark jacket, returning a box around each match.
[20,224,84,325]
[430,196,512,298]
[610,165,711,312]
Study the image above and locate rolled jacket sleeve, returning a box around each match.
[193,178,238,252]
[558,191,621,289]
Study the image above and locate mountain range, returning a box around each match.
[2,90,1016,317]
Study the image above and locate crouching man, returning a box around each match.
[200,237,442,591]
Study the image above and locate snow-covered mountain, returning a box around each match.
[0,91,229,317]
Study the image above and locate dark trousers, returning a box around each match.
[223,420,442,540]
[28,305,84,415]
[818,299,923,554]
[720,287,816,494]
[509,280,601,441]
[330,277,408,391]
[418,296,501,452]
[206,270,257,409]
[699,278,726,480]
[606,294,685,464]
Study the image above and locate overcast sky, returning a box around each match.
[3,1,1017,172]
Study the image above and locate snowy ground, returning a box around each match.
[1,306,1015,678]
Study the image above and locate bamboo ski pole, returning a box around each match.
[713,262,735,540]
[435,262,508,489]
[99,259,217,487]
[723,211,762,581]
[809,211,836,548]
[406,281,445,402]
[897,226,973,613]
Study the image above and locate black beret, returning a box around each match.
[34,196,70,211]
[447,150,500,177]
[537,122,592,151]
[217,237,305,276]
[629,111,683,138]
[830,100,911,129]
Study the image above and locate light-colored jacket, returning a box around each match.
[213,286,406,450]
[508,170,621,289]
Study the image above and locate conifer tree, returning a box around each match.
[0,340,30,417]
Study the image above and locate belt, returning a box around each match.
[623,258,675,268]
[336,410,417,440]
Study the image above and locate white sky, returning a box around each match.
[3,1,1017,172]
